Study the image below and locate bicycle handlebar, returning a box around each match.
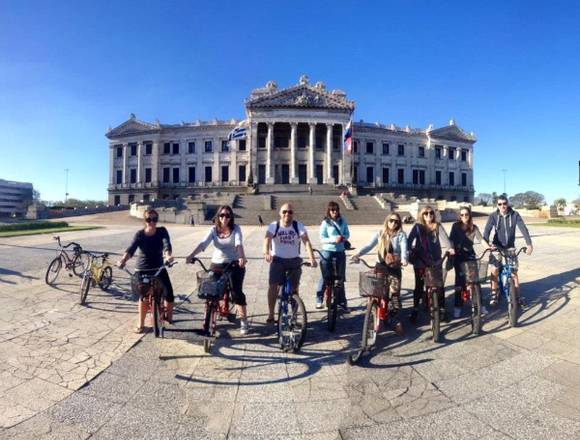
[122,261,177,278]
[187,257,238,274]
[491,247,527,258]
[53,236,81,250]
[350,257,374,269]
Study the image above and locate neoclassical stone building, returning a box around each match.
[107,75,476,205]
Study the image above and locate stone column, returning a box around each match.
[196,138,203,186]
[341,124,351,184]
[325,124,333,184]
[109,145,115,186]
[308,122,316,183]
[266,122,274,184]
[136,142,142,184]
[122,144,128,186]
[290,122,298,183]
[180,140,186,185]
[152,140,160,185]
[249,121,258,185]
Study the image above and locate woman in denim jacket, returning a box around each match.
[351,212,408,335]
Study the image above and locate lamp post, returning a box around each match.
[501,169,507,195]
[64,169,70,204]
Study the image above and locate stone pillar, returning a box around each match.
[136,142,142,184]
[122,144,128,185]
[109,145,115,186]
[266,122,274,184]
[196,138,203,186]
[249,121,258,185]
[290,122,298,183]
[341,124,351,184]
[308,122,316,184]
[152,140,160,185]
[325,124,333,184]
[180,140,186,185]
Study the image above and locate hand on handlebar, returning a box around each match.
[525,245,533,256]
[350,255,360,263]
[264,254,273,263]
[309,259,318,268]
[116,260,126,269]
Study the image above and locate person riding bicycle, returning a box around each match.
[186,205,249,335]
[483,194,533,306]
[351,212,408,336]
[315,201,351,312]
[449,206,487,319]
[408,206,454,323]
[263,203,317,324]
[118,208,174,334]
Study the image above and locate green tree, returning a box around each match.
[553,198,567,210]
[475,193,492,206]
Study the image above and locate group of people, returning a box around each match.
[118,194,533,336]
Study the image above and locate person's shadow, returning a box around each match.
[0,267,37,284]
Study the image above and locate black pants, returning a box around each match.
[413,267,444,310]
[210,263,247,306]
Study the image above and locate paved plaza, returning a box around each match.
[0,212,579,439]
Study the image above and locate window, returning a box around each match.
[114,195,120,205]
[188,166,196,183]
[116,145,123,158]
[172,168,180,183]
[435,146,442,159]
[436,170,442,185]
[162,167,170,183]
[238,165,246,182]
[366,142,374,154]
[397,168,404,184]
[353,140,358,153]
[129,168,137,183]
[116,170,122,184]
[130,144,137,156]
[205,141,213,153]
[461,149,468,162]
[172,143,179,155]
[448,147,456,160]
[412,169,425,185]
[145,143,152,155]
[238,139,246,151]
[145,168,152,183]
[221,140,229,152]
[205,166,212,182]
[258,136,266,149]
[163,143,171,155]
[418,146,425,158]
[143,194,150,202]
[366,167,374,183]
[449,172,455,186]
[188,142,195,154]
[398,144,405,156]
[382,143,390,155]
[221,166,229,182]
[128,194,134,203]
[382,167,389,184]
[462,172,467,186]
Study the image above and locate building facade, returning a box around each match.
[107,75,476,205]
[0,179,33,217]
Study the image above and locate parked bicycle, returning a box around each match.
[79,251,113,305]
[314,249,345,332]
[491,247,527,327]
[121,262,176,337]
[189,257,237,353]
[45,236,87,285]
[457,249,491,335]
[420,254,450,343]
[347,258,396,365]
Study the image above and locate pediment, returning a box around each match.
[246,84,354,111]
[106,117,160,138]
[429,125,476,143]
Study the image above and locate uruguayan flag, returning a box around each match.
[228,126,247,141]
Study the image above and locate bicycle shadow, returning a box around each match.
[0,267,38,284]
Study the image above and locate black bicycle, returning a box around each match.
[314,249,345,332]
[45,236,87,285]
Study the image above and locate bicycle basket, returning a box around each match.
[423,264,446,288]
[131,273,160,297]
[196,271,226,299]
[461,260,489,283]
[359,271,388,298]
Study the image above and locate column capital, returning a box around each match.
[308,122,316,127]
[290,121,298,128]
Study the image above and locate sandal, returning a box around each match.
[134,326,145,334]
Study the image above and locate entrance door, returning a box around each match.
[332,165,339,184]
[298,164,307,184]
[316,164,323,184]
[281,164,290,184]
[258,165,266,184]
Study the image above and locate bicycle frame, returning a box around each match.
[495,247,526,302]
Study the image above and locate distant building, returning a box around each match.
[0,179,33,217]
[106,75,476,205]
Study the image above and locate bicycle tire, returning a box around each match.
[347,349,364,365]
[290,294,307,352]
[471,284,482,335]
[508,278,518,327]
[45,257,62,285]
[203,302,214,337]
[277,286,289,350]
[430,287,440,343]
[72,253,88,277]
[98,267,113,291]
[79,272,91,305]
[362,299,379,350]
[327,286,338,332]
[153,297,163,338]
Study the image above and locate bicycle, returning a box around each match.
[419,254,449,343]
[121,262,176,338]
[491,247,527,327]
[457,249,491,335]
[45,236,87,285]
[79,251,113,305]
[189,257,237,353]
[314,249,345,332]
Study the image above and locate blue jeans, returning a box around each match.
[316,250,347,305]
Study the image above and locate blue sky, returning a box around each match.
[0,0,579,203]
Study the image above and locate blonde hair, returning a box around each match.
[378,212,402,259]
[417,206,438,232]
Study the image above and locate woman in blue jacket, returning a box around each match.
[315,201,351,311]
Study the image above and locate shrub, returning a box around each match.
[0,221,68,232]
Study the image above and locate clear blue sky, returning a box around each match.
[1,0,579,204]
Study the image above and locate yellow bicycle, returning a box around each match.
[79,251,113,305]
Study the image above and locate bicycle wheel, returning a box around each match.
[471,284,482,335]
[79,272,91,305]
[203,302,215,353]
[361,299,379,349]
[508,278,518,327]
[72,253,88,277]
[45,257,62,285]
[98,267,113,291]
[153,297,163,338]
[289,294,307,352]
[430,287,440,343]
[327,286,338,332]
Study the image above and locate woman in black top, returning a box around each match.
[118,208,174,333]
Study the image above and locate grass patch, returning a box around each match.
[0,225,102,237]
[0,221,68,232]
[534,219,580,228]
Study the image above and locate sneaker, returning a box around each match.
[481,305,488,315]
[338,303,350,314]
[240,319,249,335]
[453,307,462,319]
[489,291,498,307]
[315,300,323,310]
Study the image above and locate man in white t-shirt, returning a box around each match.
[263,202,317,323]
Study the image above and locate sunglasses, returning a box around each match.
[497,202,507,206]
[460,213,470,217]
[219,213,231,219]
[282,210,293,215]
[423,211,435,216]
[145,217,158,223]
[388,218,400,224]
[330,208,339,212]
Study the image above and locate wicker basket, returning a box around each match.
[461,260,489,283]
[131,273,161,297]
[423,265,447,288]
[359,271,388,298]
[196,271,225,299]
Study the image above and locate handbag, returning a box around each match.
[329,219,352,250]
